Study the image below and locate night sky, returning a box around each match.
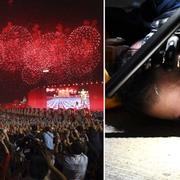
[0,0,103,31]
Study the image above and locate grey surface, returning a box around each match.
[105,137,180,180]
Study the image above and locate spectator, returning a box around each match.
[61,141,88,180]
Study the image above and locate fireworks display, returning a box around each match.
[1,25,33,73]
[67,26,101,76]
[0,23,101,85]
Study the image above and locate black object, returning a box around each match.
[163,35,179,69]
[106,8,180,98]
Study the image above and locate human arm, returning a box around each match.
[0,135,11,179]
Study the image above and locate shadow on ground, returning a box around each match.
[106,108,180,137]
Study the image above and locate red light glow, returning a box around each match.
[0,23,101,85]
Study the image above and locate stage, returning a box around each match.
[47,97,90,109]
[27,82,103,111]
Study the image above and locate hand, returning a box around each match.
[55,134,61,144]
[2,129,10,142]
[0,130,5,142]
[0,133,5,142]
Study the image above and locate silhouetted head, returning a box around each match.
[119,67,180,120]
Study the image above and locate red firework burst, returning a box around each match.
[2,25,32,47]
[0,37,5,69]
[67,26,101,76]
[67,26,101,57]
[23,43,53,72]
[24,32,68,73]
[1,25,32,72]
[69,50,101,76]
[41,32,68,68]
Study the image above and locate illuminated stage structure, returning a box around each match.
[26,81,103,111]
[46,87,90,109]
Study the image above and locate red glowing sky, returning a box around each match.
[0,0,103,103]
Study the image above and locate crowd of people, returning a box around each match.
[0,107,103,180]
